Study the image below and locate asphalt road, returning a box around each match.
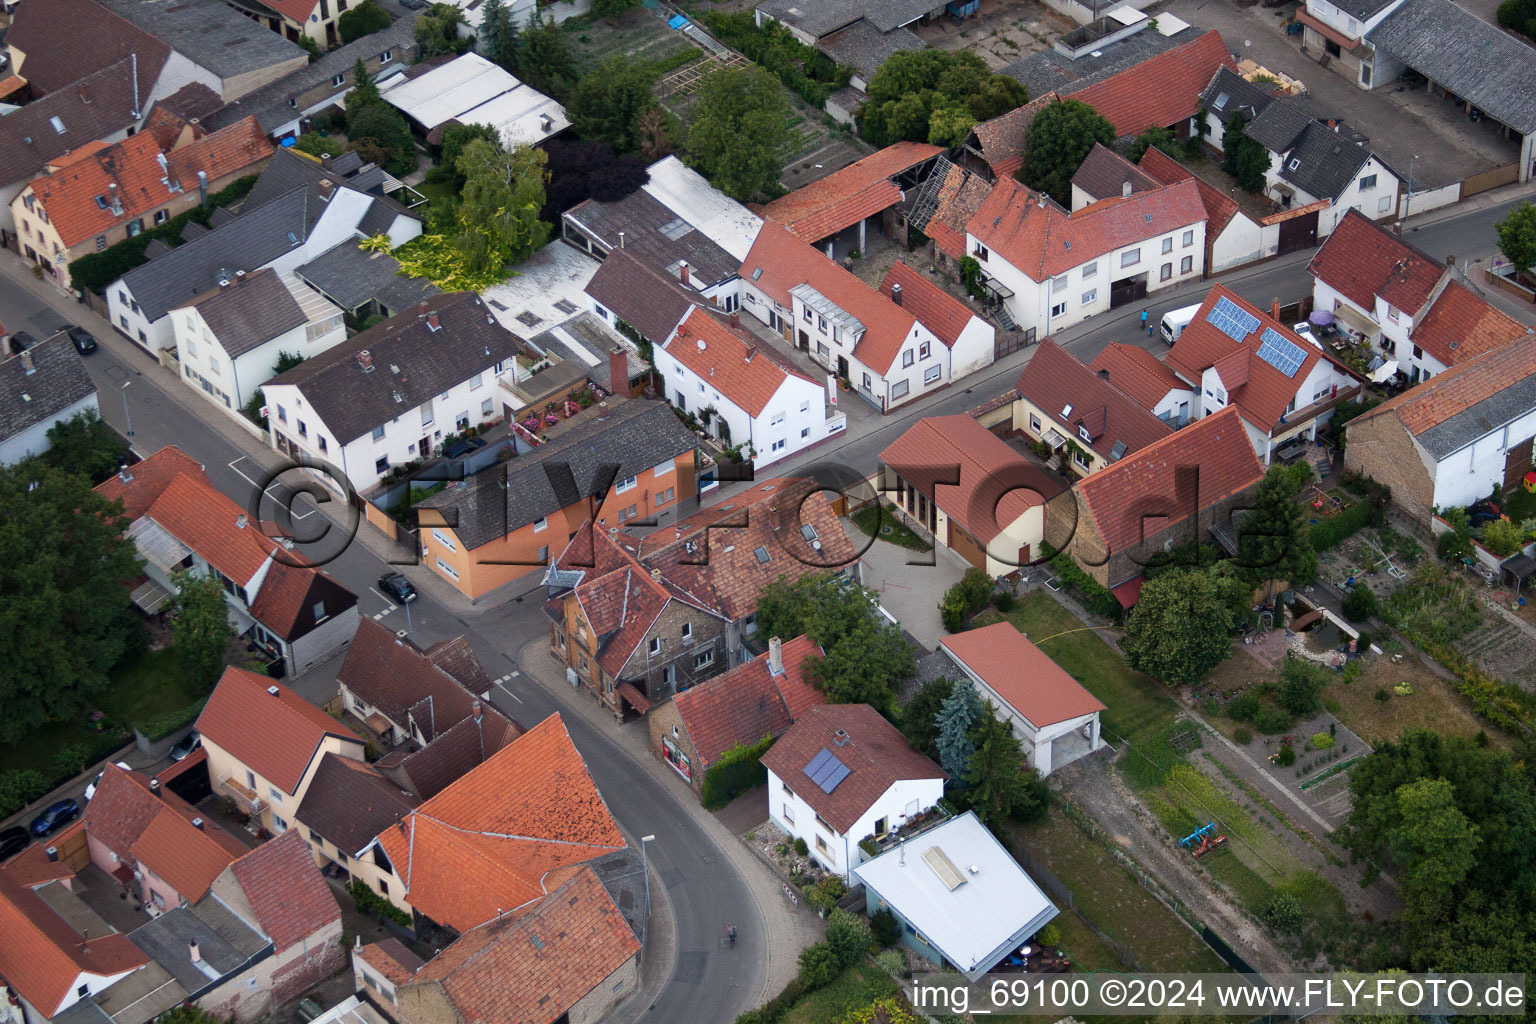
[0,191,1527,1023]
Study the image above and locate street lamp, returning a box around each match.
[640,834,656,918]
[1404,155,1418,221]
[118,379,134,443]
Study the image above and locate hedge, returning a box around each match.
[349,880,412,926]
[1307,474,1390,552]
[1043,544,1124,622]
[137,700,206,743]
[701,733,775,810]
[67,174,260,296]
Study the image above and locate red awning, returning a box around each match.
[616,681,652,715]
[1110,575,1145,609]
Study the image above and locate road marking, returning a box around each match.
[508,670,520,678]
[228,456,317,520]
[496,681,523,703]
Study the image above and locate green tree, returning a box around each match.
[568,57,657,152]
[453,138,551,276]
[416,3,473,59]
[477,0,522,72]
[592,0,641,16]
[1129,125,1181,163]
[1017,99,1116,204]
[347,102,417,176]
[0,462,143,743]
[927,105,977,147]
[1496,200,1536,275]
[43,409,128,485]
[297,35,322,62]
[856,49,1026,147]
[796,942,841,988]
[1341,584,1377,622]
[337,1,391,44]
[963,705,1041,827]
[935,683,981,779]
[345,60,381,118]
[1121,569,1239,684]
[685,65,789,203]
[756,575,871,653]
[825,909,872,967]
[1277,657,1329,716]
[900,676,954,757]
[171,570,235,691]
[436,122,502,187]
[1221,113,1269,193]
[1233,461,1317,587]
[804,617,912,711]
[518,15,578,100]
[1388,777,1481,926]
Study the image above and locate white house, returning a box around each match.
[1308,209,1531,382]
[172,268,346,417]
[657,307,834,467]
[260,292,526,495]
[938,623,1106,777]
[1298,0,1406,88]
[760,704,947,881]
[879,261,995,381]
[0,335,99,466]
[966,176,1207,340]
[854,811,1058,981]
[740,222,951,413]
[1262,123,1400,238]
[1345,331,1536,523]
[1137,146,1273,274]
[1167,285,1364,463]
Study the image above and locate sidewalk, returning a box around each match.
[515,638,824,1014]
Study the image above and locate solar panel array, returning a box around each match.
[1205,296,1259,343]
[803,748,851,794]
[1257,328,1307,378]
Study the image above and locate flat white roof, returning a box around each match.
[854,811,1057,979]
[379,52,569,148]
[1155,12,1191,34]
[481,241,601,340]
[642,156,764,262]
[1107,6,1147,25]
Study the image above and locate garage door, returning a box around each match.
[1505,437,1534,491]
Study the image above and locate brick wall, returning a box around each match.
[1343,411,1435,523]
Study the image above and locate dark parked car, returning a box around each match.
[170,730,201,762]
[0,826,28,862]
[378,571,417,604]
[8,331,38,355]
[61,324,97,354]
[443,435,487,460]
[30,798,80,837]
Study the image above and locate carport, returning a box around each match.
[1366,0,1536,182]
[1502,552,1536,595]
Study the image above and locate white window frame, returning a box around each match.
[616,475,637,493]
[434,557,459,581]
[432,529,456,552]
[924,364,942,383]
[1120,248,1140,267]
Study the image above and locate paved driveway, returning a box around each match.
[846,518,967,650]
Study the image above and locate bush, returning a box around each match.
[939,586,970,633]
[871,907,901,948]
[1036,923,1062,948]
[1438,529,1472,561]
[1276,745,1297,766]
[1254,704,1293,734]
[701,733,776,809]
[1259,892,1303,932]
[1233,726,1253,745]
[1310,732,1335,750]
[0,769,50,818]
[1341,659,1363,686]
[337,0,391,43]
[1341,585,1377,622]
[737,977,806,1024]
[793,837,809,857]
[1044,545,1124,622]
[993,590,1015,613]
[797,942,842,988]
[875,949,905,975]
[1480,517,1525,557]
[858,835,878,857]
[137,700,205,742]
[1375,688,1392,703]
[805,874,848,913]
[826,909,872,966]
[1278,657,1329,716]
[1227,692,1260,722]
[348,880,411,926]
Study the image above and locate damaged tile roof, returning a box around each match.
[879,261,980,349]
[1017,338,1174,461]
[1307,208,1445,315]
[907,156,994,260]
[965,92,1061,178]
[196,666,363,796]
[761,141,942,243]
[672,635,825,771]
[760,704,946,835]
[661,307,817,418]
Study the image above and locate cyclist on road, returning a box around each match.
[727,922,737,947]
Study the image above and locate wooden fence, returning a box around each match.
[1462,161,1521,198]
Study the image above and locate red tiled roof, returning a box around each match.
[260,0,320,24]
[762,141,942,243]
[1072,30,1236,138]
[968,175,1206,281]
[1089,342,1189,411]
[128,809,239,902]
[1354,330,1536,437]
[144,471,279,586]
[662,307,814,417]
[1074,405,1263,559]
[1306,208,1445,315]
[739,221,919,375]
[1137,145,1241,238]
[29,117,272,249]
[1165,284,1360,433]
[377,714,626,933]
[93,446,205,519]
[229,830,340,952]
[968,93,1061,177]
[1110,574,1145,608]
[880,261,979,349]
[940,622,1105,727]
[760,704,945,835]
[671,635,825,770]
[358,939,425,986]
[0,872,146,1017]
[408,865,641,1024]
[880,415,1063,543]
[1018,339,1174,461]
[245,560,345,640]
[1409,280,1530,367]
[197,666,362,795]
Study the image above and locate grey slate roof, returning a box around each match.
[1416,375,1536,460]
[999,25,1198,96]
[153,83,225,123]
[0,335,98,446]
[129,899,268,996]
[564,188,740,289]
[1368,0,1536,135]
[296,239,441,314]
[818,20,924,79]
[183,268,307,358]
[266,291,525,445]
[201,17,419,133]
[584,248,707,346]
[865,0,943,31]
[244,148,391,214]
[98,0,308,81]
[0,60,148,188]
[1243,94,1333,153]
[756,0,872,38]
[1277,122,1377,201]
[118,186,323,322]
[418,400,698,549]
[1200,67,1277,127]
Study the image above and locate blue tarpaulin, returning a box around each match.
[667,13,688,28]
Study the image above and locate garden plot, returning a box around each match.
[568,8,702,72]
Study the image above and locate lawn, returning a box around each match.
[781,964,900,1024]
[1328,655,1500,747]
[849,503,932,552]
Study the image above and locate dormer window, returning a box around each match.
[1078,425,1092,443]
[1060,403,1073,418]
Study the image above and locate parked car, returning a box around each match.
[170,730,201,762]
[61,324,97,354]
[30,798,80,837]
[8,331,38,355]
[443,435,487,460]
[85,760,134,801]
[378,571,418,604]
[0,826,28,862]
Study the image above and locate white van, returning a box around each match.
[1159,303,1203,345]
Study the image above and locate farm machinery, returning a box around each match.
[1178,821,1229,858]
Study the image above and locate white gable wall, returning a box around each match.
[766,768,944,882]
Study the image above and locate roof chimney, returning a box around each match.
[1097,367,1109,380]
[609,347,629,397]
[679,260,690,287]
[744,345,756,363]
[189,940,202,963]
[267,685,280,696]
[426,312,441,332]
[235,513,248,529]
[472,700,482,723]
[833,728,850,747]
[46,846,58,862]
[1270,298,1280,321]
[149,778,161,798]
[235,269,246,283]
[729,311,740,328]
[1122,180,1132,198]
[890,282,903,307]
[768,636,784,676]
[1445,254,1456,267]
[19,350,34,376]
[191,817,204,830]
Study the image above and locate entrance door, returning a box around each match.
[420,435,432,457]
[1504,437,1534,491]
[1277,210,1319,254]
[1109,274,1148,308]
[837,356,849,378]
